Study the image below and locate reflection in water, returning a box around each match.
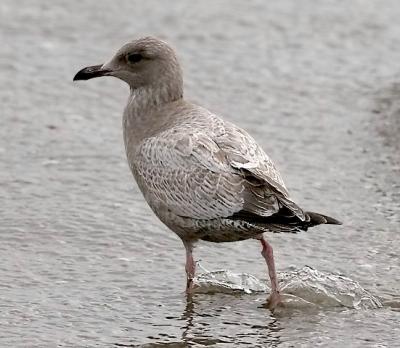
[180,295,195,344]
[179,294,283,347]
[115,294,283,347]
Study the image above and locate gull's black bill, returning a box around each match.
[73,64,110,81]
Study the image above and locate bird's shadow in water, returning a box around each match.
[114,293,284,347]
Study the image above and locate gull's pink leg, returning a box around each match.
[184,241,196,293]
[259,236,282,310]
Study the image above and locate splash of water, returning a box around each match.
[193,265,382,309]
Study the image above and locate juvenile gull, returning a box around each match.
[73,36,341,310]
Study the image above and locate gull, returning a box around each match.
[73,36,341,310]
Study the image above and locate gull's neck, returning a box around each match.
[127,83,182,114]
[123,84,184,147]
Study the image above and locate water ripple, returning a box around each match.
[194,265,383,310]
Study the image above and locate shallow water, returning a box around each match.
[1,0,400,347]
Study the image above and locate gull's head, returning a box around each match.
[74,36,183,100]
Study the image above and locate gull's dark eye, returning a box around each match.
[126,53,143,64]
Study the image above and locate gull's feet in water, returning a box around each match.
[186,278,196,294]
[267,291,283,311]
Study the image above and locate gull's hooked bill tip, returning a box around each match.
[73,64,110,81]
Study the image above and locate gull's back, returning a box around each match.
[123,96,314,242]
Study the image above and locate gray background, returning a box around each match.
[1,0,399,347]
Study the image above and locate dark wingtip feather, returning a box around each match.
[306,211,342,226]
[229,208,342,234]
[324,215,342,225]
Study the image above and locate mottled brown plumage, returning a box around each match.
[74,36,341,310]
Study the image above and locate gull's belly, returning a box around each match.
[130,167,262,242]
